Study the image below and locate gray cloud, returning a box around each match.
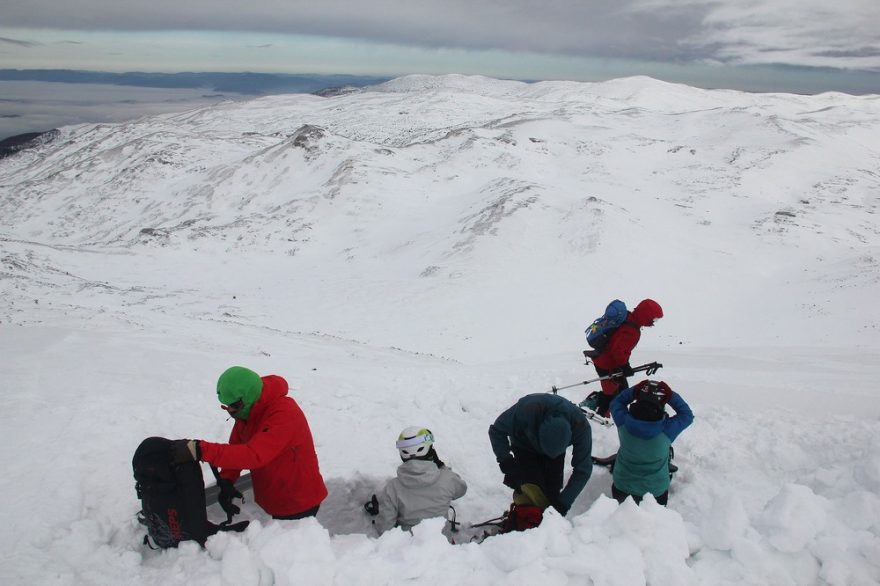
[3,1,879,71]
[0,36,41,48]
[3,1,710,61]
[816,48,880,58]
[678,2,880,71]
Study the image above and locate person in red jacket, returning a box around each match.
[174,366,328,520]
[583,299,663,417]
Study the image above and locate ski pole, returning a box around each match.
[551,375,606,393]
[550,361,663,393]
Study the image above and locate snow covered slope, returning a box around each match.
[1,75,879,585]
[2,75,879,360]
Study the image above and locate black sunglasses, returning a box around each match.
[221,399,244,414]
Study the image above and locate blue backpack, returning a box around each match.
[585,300,629,352]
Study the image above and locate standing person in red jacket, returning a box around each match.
[582,299,663,417]
[173,366,328,520]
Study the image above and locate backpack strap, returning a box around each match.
[208,464,250,531]
[142,535,160,550]
[207,520,250,534]
[209,465,235,525]
[611,319,640,343]
[471,514,507,529]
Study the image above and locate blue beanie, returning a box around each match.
[538,417,572,457]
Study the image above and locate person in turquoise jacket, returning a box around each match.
[489,393,592,516]
[609,380,693,505]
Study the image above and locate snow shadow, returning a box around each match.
[204,474,388,537]
[317,474,387,536]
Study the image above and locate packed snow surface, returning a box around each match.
[1,75,879,585]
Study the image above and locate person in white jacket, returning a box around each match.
[364,426,467,535]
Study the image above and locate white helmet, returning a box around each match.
[396,426,434,460]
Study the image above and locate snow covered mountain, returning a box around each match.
[1,75,879,585]
[3,75,879,358]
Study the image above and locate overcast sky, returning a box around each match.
[1,0,879,93]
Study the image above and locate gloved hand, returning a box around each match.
[615,363,635,378]
[499,457,522,490]
[634,380,673,404]
[632,379,649,399]
[170,439,200,463]
[657,381,673,403]
[594,393,612,417]
[551,499,570,516]
[217,478,244,519]
[364,494,379,516]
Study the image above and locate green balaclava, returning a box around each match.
[216,366,263,419]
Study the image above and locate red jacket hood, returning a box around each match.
[247,375,289,420]
[631,299,663,327]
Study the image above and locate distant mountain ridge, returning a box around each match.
[0,130,58,159]
[3,74,877,247]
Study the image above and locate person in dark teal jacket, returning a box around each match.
[489,394,592,516]
[609,380,693,505]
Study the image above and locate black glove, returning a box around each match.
[217,478,243,519]
[364,494,379,516]
[615,363,635,378]
[594,393,612,417]
[499,457,522,490]
[170,439,199,464]
[551,499,570,516]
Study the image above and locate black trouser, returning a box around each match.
[589,366,628,416]
[512,447,565,501]
[273,505,320,520]
[611,484,668,506]
[594,365,629,395]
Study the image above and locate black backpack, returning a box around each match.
[133,436,248,549]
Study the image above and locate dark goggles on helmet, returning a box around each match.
[221,399,244,415]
